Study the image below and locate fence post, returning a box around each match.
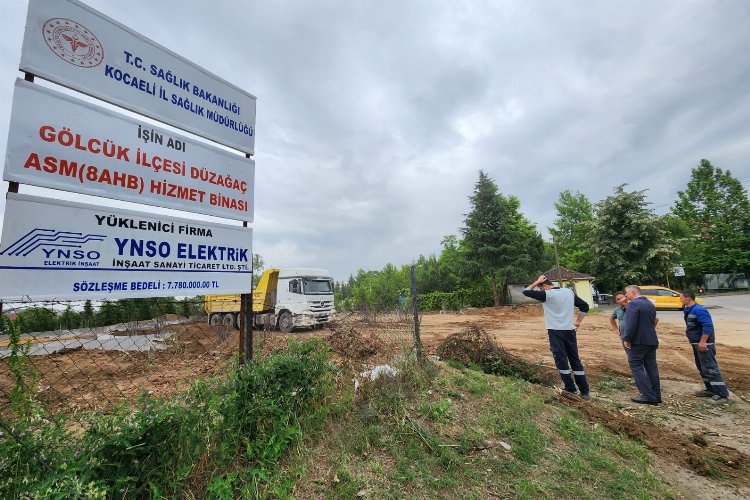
[410,265,423,360]
[239,222,253,364]
[240,293,253,363]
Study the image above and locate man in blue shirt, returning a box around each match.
[609,291,628,342]
[622,285,661,405]
[610,291,635,385]
[523,274,590,399]
[680,290,730,404]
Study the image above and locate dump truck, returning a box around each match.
[204,268,335,332]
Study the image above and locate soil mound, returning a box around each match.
[327,325,383,360]
[561,392,750,485]
[437,325,557,385]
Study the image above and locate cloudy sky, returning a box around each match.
[1,0,750,282]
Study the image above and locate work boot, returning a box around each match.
[693,390,714,398]
[708,395,729,405]
[630,396,659,405]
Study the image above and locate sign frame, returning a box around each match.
[20,0,256,154]
[0,193,252,301]
[4,78,254,221]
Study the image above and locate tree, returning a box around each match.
[81,300,95,327]
[334,276,355,311]
[515,212,549,276]
[58,306,81,330]
[437,235,468,289]
[16,307,58,333]
[155,297,177,316]
[135,298,154,319]
[460,170,537,305]
[350,265,409,313]
[415,253,455,293]
[550,190,594,272]
[589,185,679,291]
[180,298,192,318]
[541,241,558,273]
[672,159,750,278]
[96,300,122,326]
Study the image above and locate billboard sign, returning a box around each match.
[0,193,252,301]
[4,78,254,221]
[20,0,256,154]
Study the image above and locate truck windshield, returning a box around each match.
[303,278,333,294]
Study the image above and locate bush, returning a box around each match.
[15,307,58,333]
[419,286,494,311]
[0,339,333,498]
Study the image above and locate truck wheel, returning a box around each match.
[278,311,294,333]
[222,313,237,329]
[209,313,222,326]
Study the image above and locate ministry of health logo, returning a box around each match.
[43,18,104,68]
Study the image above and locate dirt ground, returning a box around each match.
[3,306,749,498]
[417,305,750,499]
[419,305,750,392]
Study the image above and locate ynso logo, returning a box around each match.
[0,228,105,259]
[43,18,104,68]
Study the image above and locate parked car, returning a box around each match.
[597,293,612,305]
[638,286,703,309]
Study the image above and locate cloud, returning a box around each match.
[1,0,750,283]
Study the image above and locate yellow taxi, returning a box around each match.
[639,286,704,309]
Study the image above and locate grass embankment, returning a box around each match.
[2,332,674,498]
[1,339,334,498]
[284,360,674,499]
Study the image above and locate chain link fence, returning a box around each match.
[1,298,229,419]
[1,297,423,425]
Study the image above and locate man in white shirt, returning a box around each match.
[523,274,590,399]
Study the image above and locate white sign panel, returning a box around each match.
[4,79,254,222]
[20,0,256,154]
[674,265,686,277]
[0,194,252,301]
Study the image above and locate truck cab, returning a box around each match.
[274,268,335,332]
[205,267,335,332]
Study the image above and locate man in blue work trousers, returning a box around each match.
[523,274,590,399]
[622,285,661,405]
[680,290,730,404]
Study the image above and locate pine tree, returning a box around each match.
[461,170,537,305]
[81,300,95,327]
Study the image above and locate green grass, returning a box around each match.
[594,376,629,392]
[0,339,334,499]
[2,341,677,499]
[283,361,675,499]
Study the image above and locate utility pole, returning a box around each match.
[552,233,560,270]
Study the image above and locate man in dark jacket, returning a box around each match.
[523,274,590,399]
[680,290,729,404]
[622,285,661,405]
